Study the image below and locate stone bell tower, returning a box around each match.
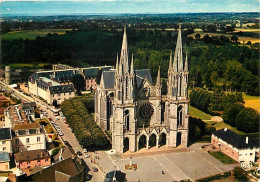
[164,25,189,147]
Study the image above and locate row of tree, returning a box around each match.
[189,89,244,114]
[222,103,259,133]
[189,44,259,95]
[61,95,110,150]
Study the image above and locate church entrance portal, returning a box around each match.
[149,134,156,148]
[138,135,146,150]
[159,133,166,146]
[123,137,129,152]
[177,132,182,146]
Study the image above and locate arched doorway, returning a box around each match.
[159,133,166,146]
[138,135,147,150]
[177,132,182,146]
[123,138,129,152]
[149,134,157,148]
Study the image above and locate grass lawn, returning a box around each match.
[213,122,245,135]
[189,105,212,120]
[210,151,237,164]
[0,29,73,40]
[35,118,55,134]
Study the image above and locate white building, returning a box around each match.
[28,71,75,105]
[12,123,46,153]
[211,128,259,164]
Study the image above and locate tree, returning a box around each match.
[72,74,85,96]
[233,167,249,182]
[195,33,201,40]
[247,41,251,45]
[222,103,244,126]
[235,108,260,133]
[231,35,238,43]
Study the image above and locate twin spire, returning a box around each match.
[116,26,134,76]
[169,25,188,73]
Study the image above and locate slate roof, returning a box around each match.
[103,71,115,89]
[102,69,153,89]
[30,157,84,182]
[0,152,10,162]
[14,149,50,162]
[135,69,153,85]
[83,66,112,78]
[0,128,12,141]
[49,84,74,94]
[213,129,256,149]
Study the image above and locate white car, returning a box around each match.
[84,153,90,158]
[83,149,87,153]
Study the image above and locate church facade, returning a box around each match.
[95,26,189,154]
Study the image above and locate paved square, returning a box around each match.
[97,143,239,182]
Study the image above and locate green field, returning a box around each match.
[210,151,237,164]
[0,29,72,40]
[189,105,212,120]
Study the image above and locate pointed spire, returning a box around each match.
[120,26,129,75]
[173,24,183,72]
[168,51,172,72]
[156,66,161,86]
[130,54,134,75]
[184,53,188,72]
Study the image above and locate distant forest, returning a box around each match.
[1,26,259,95]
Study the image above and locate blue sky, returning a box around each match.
[0,0,259,15]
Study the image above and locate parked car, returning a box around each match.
[77,151,83,157]
[92,167,98,172]
[64,141,70,146]
[83,149,87,153]
[85,154,90,158]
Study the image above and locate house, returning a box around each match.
[211,128,259,163]
[4,104,35,128]
[0,128,12,153]
[14,149,51,169]
[82,66,112,90]
[12,123,46,152]
[0,152,10,171]
[27,157,84,182]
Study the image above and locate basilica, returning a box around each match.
[95,26,189,154]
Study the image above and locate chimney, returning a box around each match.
[224,128,227,131]
[246,136,249,144]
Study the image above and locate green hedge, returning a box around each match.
[198,171,231,182]
[61,96,109,150]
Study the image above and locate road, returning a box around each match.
[0,80,104,182]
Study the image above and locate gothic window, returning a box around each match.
[179,75,182,96]
[177,106,183,126]
[125,77,128,99]
[139,102,154,121]
[124,110,130,131]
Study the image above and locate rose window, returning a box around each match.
[139,102,154,121]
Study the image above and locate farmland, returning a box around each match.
[0,29,72,40]
[189,28,260,44]
[243,94,260,113]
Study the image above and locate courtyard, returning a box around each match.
[95,143,239,182]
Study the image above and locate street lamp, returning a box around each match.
[113,165,117,182]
